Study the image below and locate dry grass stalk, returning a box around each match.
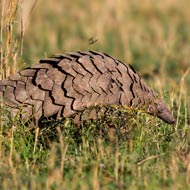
[0,0,20,80]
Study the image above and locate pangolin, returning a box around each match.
[0,51,175,125]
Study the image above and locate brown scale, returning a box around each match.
[0,51,176,125]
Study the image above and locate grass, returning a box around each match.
[0,0,190,189]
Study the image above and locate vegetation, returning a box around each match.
[0,0,190,189]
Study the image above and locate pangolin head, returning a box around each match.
[147,98,176,124]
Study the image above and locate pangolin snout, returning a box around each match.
[147,98,176,125]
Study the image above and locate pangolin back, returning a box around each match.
[0,51,175,125]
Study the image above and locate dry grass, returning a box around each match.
[0,0,21,79]
[0,0,190,189]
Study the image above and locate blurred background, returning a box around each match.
[1,1,190,189]
[1,0,190,90]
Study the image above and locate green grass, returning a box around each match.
[0,0,190,189]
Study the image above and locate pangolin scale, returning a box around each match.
[0,51,175,125]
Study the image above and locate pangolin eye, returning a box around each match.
[158,107,164,113]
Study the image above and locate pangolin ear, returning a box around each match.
[147,104,155,115]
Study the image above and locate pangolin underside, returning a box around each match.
[0,51,175,125]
